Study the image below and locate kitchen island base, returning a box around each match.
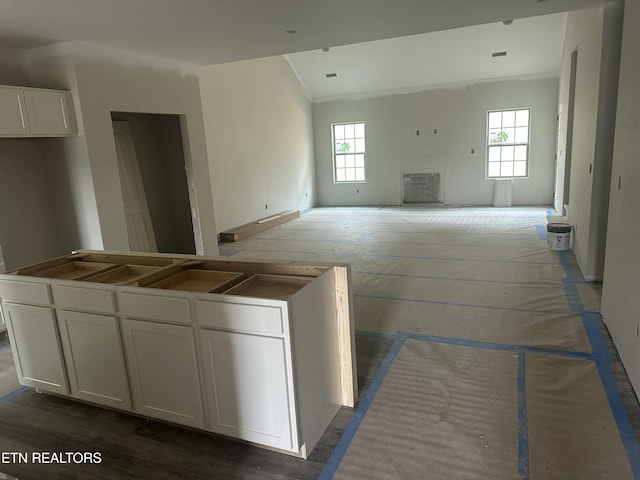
[0,250,356,458]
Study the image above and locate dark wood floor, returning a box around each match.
[0,335,393,480]
[1,325,639,479]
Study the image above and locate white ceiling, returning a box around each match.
[287,13,568,101]
[0,0,603,99]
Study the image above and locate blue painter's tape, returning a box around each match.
[0,385,29,403]
[557,251,585,313]
[354,269,568,287]
[557,250,576,281]
[536,224,547,240]
[321,248,640,479]
[357,293,574,316]
[546,210,553,216]
[294,217,545,225]
[318,335,406,479]
[398,331,593,360]
[558,248,640,478]
[581,312,640,479]
[355,330,399,340]
[278,225,540,238]
[518,353,530,480]
[226,246,558,266]
[255,235,546,252]
[221,249,244,257]
[562,279,584,314]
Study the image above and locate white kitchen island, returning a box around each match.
[0,250,356,458]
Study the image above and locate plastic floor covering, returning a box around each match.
[219,206,640,480]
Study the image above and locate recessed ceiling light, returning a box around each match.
[325,73,338,78]
[492,51,507,57]
[503,19,513,25]
[285,29,296,34]
[321,47,330,52]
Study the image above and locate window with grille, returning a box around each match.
[332,122,366,182]
[486,108,530,178]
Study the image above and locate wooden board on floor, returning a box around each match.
[220,210,300,242]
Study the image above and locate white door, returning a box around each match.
[112,120,158,252]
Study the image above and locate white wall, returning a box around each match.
[25,42,219,256]
[557,3,623,281]
[20,43,103,254]
[0,140,61,270]
[0,49,70,269]
[0,47,28,85]
[601,1,640,394]
[312,78,558,207]
[199,56,315,234]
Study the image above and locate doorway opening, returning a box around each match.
[111,112,197,255]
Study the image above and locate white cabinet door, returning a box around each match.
[2,303,68,394]
[23,89,75,136]
[0,86,29,136]
[200,329,296,452]
[57,310,131,410]
[121,318,204,428]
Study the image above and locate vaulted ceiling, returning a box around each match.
[0,0,604,99]
[286,13,568,101]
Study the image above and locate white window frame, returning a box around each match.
[486,108,531,179]
[332,122,366,183]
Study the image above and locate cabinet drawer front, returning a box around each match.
[196,301,284,335]
[53,284,115,313]
[0,279,51,305]
[119,291,191,324]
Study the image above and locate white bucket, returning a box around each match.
[547,223,572,251]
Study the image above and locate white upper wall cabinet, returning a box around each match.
[0,85,76,137]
